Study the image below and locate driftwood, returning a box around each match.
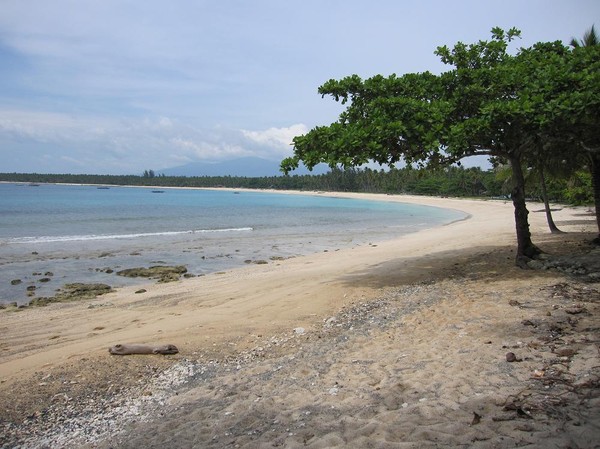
[108,343,179,355]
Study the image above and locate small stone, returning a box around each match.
[471,412,482,425]
[135,289,147,294]
[294,327,306,335]
[565,306,586,315]
[555,348,577,357]
[506,352,521,362]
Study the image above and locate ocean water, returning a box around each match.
[0,183,466,305]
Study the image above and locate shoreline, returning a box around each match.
[1,192,598,448]
[0,186,470,307]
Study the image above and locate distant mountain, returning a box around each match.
[160,157,329,177]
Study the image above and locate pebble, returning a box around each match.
[0,283,476,448]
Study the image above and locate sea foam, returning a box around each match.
[5,227,253,244]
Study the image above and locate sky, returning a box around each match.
[0,0,599,175]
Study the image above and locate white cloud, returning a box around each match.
[170,137,248,160]
[1,1,596,174]
[242,124,307,147]
[0,108,307,173]
[0,109,107,143]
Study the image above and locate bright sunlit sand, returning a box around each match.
[1,192,598,448]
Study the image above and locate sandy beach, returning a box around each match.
[1,192,598,448]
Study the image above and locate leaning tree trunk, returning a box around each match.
[539,167,563,234]
[509,155,542,267]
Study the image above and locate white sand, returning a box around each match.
[1,192,598,448]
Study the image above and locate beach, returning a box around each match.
[1,192,598,448]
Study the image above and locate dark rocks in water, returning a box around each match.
[44,272,54,277]
[28,283,113,307]
[244,259,269,265]
[26,285,36,291]
[0,301,19,309]
[10,279,22,285]
[116,265,187,283]
[38,278,51,283]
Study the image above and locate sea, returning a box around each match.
[0,183,467,305]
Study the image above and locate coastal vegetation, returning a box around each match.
[282,27,600,265]
[0,165,592,205]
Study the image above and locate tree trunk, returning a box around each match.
[539,167,563,234]
[509,155,542,267]
[591,153,600,243]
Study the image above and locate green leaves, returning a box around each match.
[282,27,599,180]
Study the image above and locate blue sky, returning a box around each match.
[1,0,598,175]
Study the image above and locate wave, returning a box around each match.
[4,227,253,244]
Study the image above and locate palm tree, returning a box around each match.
[570,25,598,48]
[570,25,600,242]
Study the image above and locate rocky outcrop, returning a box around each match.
[116,265,187,283]
[28,283,113,307]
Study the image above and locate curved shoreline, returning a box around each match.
[0,192,512,377]
[0,186,468,306]
[1,192,598,448]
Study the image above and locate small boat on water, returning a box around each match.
[97,186,110,189]
[151,190,165,193]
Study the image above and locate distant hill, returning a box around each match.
[160,157,329,177]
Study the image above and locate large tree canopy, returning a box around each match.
[282,28,600,266]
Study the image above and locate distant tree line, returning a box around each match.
[0,165,592,205]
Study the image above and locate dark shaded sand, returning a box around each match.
[0,193,598,448]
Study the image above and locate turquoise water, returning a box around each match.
[0,183,466,304]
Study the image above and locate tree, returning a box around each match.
[569,26,600,241]
[282,28,598,265]
[571,25,598,48]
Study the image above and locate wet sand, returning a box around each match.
[0,192,598,448]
